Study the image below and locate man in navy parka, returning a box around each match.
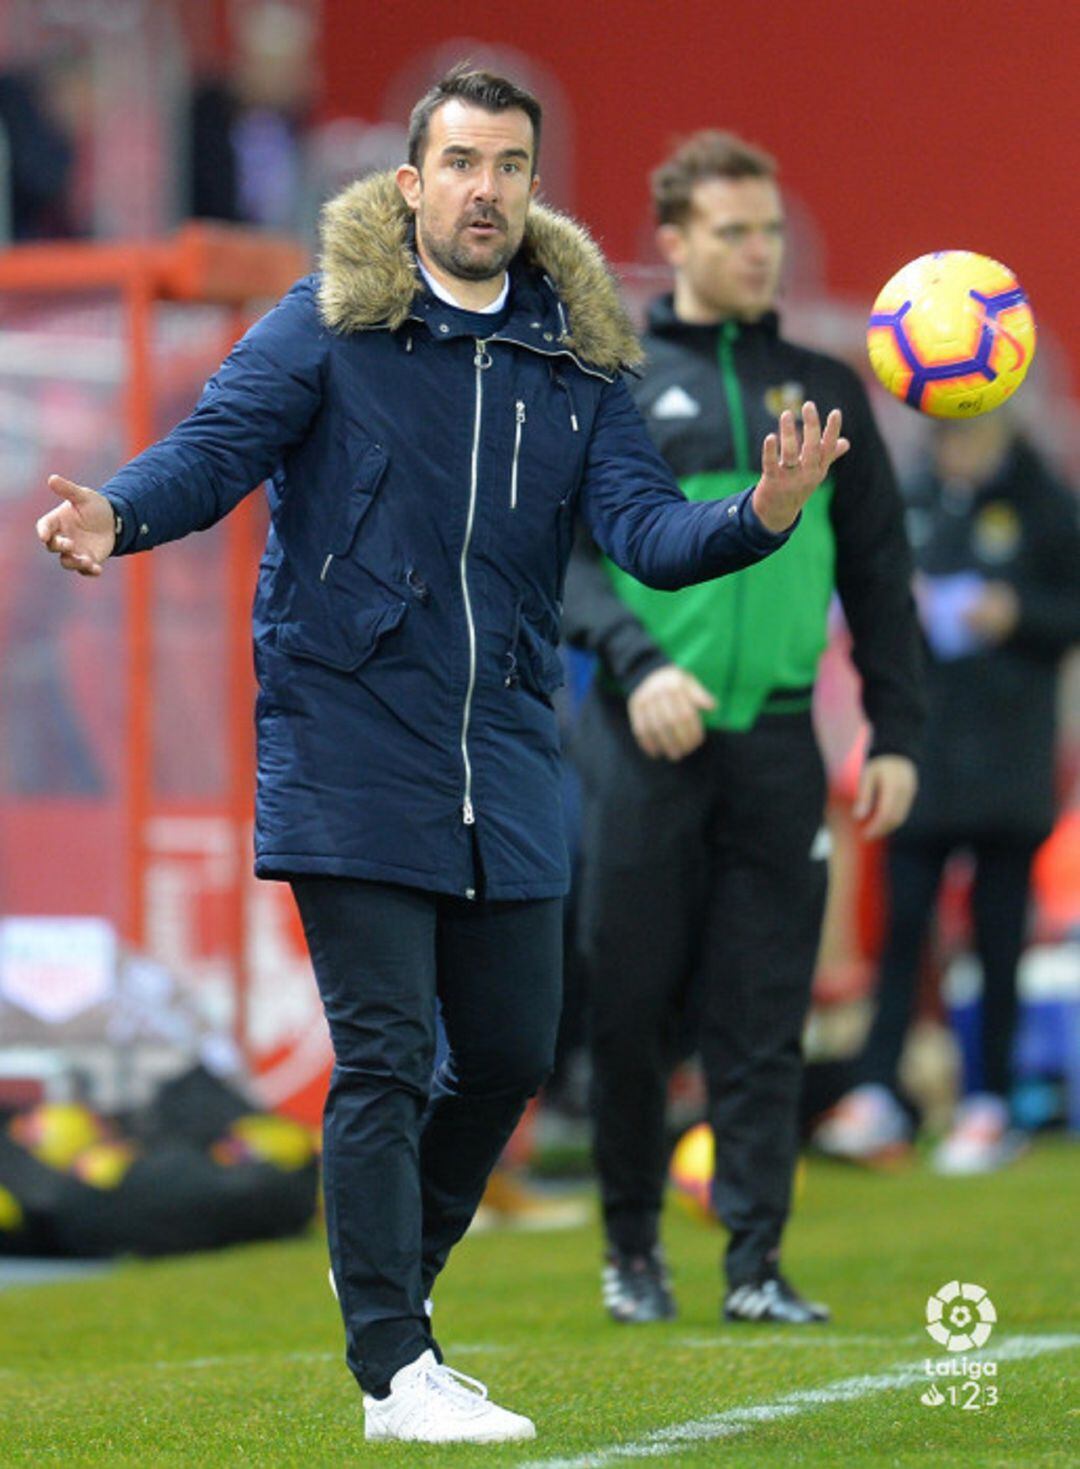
[37,66,849,1443]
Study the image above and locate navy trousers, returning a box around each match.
[290,877,562,1393]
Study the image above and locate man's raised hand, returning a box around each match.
[751,403,850,535]
[36,475,116,577]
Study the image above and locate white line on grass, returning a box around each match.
[521,1333,1080,1469]
[154,1350,336,1372]
[143,1340,509,1373]
[0,1350,339,1383]
[676,1332,922,1350]
[0,1342,508,1384]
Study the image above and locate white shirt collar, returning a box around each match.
[419,262,509,315]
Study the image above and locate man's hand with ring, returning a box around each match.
[750,402,850,534]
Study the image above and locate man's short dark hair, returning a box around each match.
[407,64,543,175]
[652,131,778,226]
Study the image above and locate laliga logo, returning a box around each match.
[925,1280,996,1352]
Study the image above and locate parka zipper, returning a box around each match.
[553,371,580,432]
[718,320,750,714]
[510,400,526,509]
[456,328,594,825]
[719,319,751,473]
[460,339,491,827]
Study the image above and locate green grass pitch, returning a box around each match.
[1,1140,1077,1466]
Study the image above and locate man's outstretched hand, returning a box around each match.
[36,475,116,577]
[751,403,850,534]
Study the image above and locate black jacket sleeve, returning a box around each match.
[1009,457,1080,659]
[830,369,926,762]
[561,521,671,694]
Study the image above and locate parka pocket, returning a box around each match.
[320,441,390,577]
[277,596,407,674]
[505,599,565,705]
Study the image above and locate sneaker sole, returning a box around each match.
[365,1423,536,1443]
[606,1307,677,1325]
[931,1135,1028,1175]
[818,1140,915,1172]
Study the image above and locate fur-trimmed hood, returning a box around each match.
[317,171,643,373]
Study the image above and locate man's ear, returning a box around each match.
[396,163,421,213]
[529,174,540,198]
[656,223,686,269]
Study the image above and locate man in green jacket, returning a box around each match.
[564,130,924,1325]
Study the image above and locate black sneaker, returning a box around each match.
[601,1248,677,1324]
[723,1274,830,1324]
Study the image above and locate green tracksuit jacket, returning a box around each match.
[563,297,924,760]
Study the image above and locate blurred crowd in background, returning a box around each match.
[0,0,354,244]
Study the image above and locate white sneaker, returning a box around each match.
[811,1084,912,1162]
[363,1349,536,1443]
[932,1094,1026,1175]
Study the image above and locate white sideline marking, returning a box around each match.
[0,1342,505,1383]
[154,1350,336,1372]
[0,1350,339,1383]
[521,1334,1080,1469]
[144,1340,508,1373]
[677,1332,921,1350]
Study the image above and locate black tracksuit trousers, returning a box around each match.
[575,690,828,1287]
[291,877,562,1395]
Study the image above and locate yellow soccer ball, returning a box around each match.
[867,251,1036,417]
[668,1122,716,1222]
[669,1122,807,1224]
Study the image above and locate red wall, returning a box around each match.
[321,0,1079,390]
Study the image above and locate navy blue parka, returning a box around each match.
[101,173,791,899]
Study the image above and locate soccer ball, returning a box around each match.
[669,1122,807,1224]
[866,251,1036,418]
[669,1122,716,1221]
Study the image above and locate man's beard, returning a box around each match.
[418,209,518,282]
